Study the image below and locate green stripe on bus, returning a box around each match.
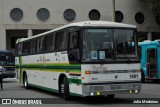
[15,64,81,73]
[21,66,81,70]
[17,63,80,67]
[68,78,82,85]
[16,64,81,70]
[19,56,22,83]
[28,83,82,97]
[17,67,81,73]
[28,83,59,93]
[21,68,81,74]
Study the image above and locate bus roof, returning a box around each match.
[138,40,160,47]
[17,21,136,43]
[0,50,13,54]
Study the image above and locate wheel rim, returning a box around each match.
[61,83,64,94]
[24,76,27,87]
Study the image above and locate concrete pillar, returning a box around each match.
[0,0,5,50]
[147,32,152,40]
[0,29,6,50]
[28,29,33,38]
[112,0,115,22]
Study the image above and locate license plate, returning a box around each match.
[111,85,122,90]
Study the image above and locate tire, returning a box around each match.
[107,94,115,99]
[23,74,29,89]
[60,77,70,100]
[141,71,145,83]
[0,75,3,90]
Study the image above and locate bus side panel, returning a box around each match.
[15,57,20,82]
[69,83,82,96]
[27,70,59,92]
[141,47,147,77]
[20,51,70,93]
[158,48,160,79]
[67,74,82,96]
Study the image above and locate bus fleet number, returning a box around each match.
[129,74,138,78]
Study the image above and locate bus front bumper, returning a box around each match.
[82,83,141,97]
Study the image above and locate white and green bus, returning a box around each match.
[15,21,141,100]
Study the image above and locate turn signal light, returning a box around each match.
[85,70,91,74]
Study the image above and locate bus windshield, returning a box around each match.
[0,53,14,66]
[82,28,138,62]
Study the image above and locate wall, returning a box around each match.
[115,0,160,32]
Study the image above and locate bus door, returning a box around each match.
[146,48,157,78]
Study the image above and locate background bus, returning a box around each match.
[138,40,160,82]
[0,50,15,78]
[15,21,141,100]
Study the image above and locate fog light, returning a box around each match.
[135,90,139,94]
[130,90,133,94]
[91,93,94,96]
[96,92,101,95]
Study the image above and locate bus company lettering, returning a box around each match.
[92,65,107,71]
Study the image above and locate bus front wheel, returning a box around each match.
[23,74,29,89]
[60,77,70,100]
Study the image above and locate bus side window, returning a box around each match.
[40,37,45,52]
[44,33,55,51]
[49,33,55,51]
[30,39,36,54]
[45,35,50,51]
[37,38,40,53]
[23,41,30,55]
[18,43,23,55]
[68,31,79,62]
[55,30,68,51]
[69,32,79,49]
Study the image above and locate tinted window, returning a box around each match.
[69,32,79,49]
[40,37,45,52]
[23,42,30,55]
[18,43,23,55]
[49,34,55,51]
[45,34,55,51]
[68,31,80,62]
[55,30,68,50]
[30,39,36,54]
[37,38,41,53]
